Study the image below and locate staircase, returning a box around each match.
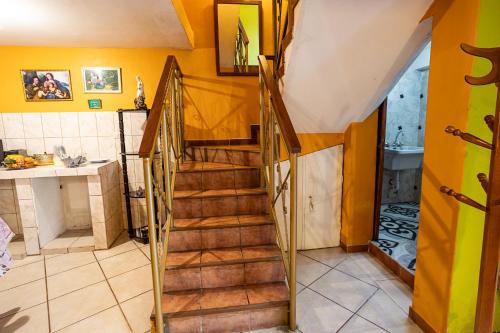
[154,145,290,332]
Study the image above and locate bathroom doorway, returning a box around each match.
[372,42,431,277]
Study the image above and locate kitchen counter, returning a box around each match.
[0,161,115,179]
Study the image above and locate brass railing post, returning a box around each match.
[268,108,275,208]
[143,158,164,333]
[289,152,298,331]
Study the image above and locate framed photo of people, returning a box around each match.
[21,70,73,101]
[82,67,122,93]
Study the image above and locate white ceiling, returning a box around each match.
[282,0,433,133]
[0,0,193,48]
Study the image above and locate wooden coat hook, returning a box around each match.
[461,43,500,86]
[477,173,489,193]
[485,115,495,132]
[445,125,493,150]
[440,186,487,212]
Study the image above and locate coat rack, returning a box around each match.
[440,43,500,333]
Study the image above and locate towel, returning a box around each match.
[0,217,14,277]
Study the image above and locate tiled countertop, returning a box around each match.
[0,161,116,179]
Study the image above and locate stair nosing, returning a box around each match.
[173,189,267,200]
[178,165,260,173]
[171,220,273,231]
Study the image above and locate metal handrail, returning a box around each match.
[139,55,184,333]
[259,54,301,331]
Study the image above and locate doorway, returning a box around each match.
[372,42,431,276]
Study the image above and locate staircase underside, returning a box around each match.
[154,145,289,333]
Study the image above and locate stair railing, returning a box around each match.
[139,55,184,333]
[235,19,250,72]
[258,54,301,331]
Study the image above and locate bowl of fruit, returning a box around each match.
[2,155,36,170]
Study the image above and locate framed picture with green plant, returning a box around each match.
[82,67,122,93]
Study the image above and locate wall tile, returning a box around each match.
[44,138,63,154]
[81,137,99,160]
[62,137,82,157]
[2,114,24,139]
[130,113,146,135]
[60,112,80,138]
[98,137,116,160]
[23,227,40,255]
[5,138,27,151]
[25,139,46,155]
[0,180,12,190]
[18,199,36,227]
[0,115,5,139]
[78,113,98,137]
[41,113,62,138]
[96,112,115,137]
[0,189,16,214]
[14,179,33,200]
[87,175,102,196]
[0,214,20,234]
[22,113,43,138]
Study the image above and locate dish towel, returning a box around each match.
[0,217,14,277]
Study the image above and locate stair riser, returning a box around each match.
[173,195,268,219]
[164,261,285,291]
[167,306,288,333]
[186,147,261,167]
[175,169,260,191]
[168,225,276,252]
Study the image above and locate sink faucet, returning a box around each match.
[392,127,404,148]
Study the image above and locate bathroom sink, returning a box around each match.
[384,146,424,170]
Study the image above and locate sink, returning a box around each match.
[384,146,424,170]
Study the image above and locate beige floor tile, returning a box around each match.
[99,249,149,279]
[45,252,96,276]
[296,288,353,333]
[11,255,44,268]
[299,247,347,268]
[69,236,95,252]
[0,260,45,292]
[297,282,305,294]
[338,315,386,333]
[120,290,154,333]
[309,269,377,312]
[0,303,49,333]
[139,245,151,260]
[94,233,137,261]
[357,290,422,333]
[58,306,131,333]
[0,279,46,317]
[49,281,116,331]
[47,262,105,300]
[335,253,395,285]
[109,264,152,303]
[297,253,331,285]
[376,279,413,314]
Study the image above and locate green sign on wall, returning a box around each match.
[88,99,102,109]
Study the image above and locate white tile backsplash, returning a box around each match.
[98,137,116,160]
[60,112,80,138]
[81,137,99,160]
[62,137,82,157]
[44,138,63,154]
[96,112,115,137]
[130,113,146,136]
[3,114,24,139]
[0,116,5,139]
[78,113,98,137]
[5,138,27,151]
[26,138,45,155]
[22,113,43,138]
[41,113,62,138]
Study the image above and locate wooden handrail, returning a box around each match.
[238,19,249,46]
[258,55,301,153]
[139,56,182,158]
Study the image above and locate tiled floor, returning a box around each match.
[0,233,421,333]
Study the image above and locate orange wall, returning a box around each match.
[341,111,378,247]
[411,0,480,331]
[0,0,273,141]
[297,133,344,156]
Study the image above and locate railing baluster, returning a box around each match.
[289,152,298,331]
[259,74,266,188]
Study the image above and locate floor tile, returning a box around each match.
[296,288,353,333]
[376,279,413,314]
[99,249,149,278]
[58,306,131,333]
[0,279,46,318]
[45,252,96,276]
[0,303,49,333]
[297,282,305,294]
[108,264,152,302]
[140,246,151,260]
[47,262,105,300]
[120,290,154,333]
[11,255,44,268]
[335,253,395,285]
[296,253,330,285]
[0,260,45,292]
[357,290,422,333]
[48,281,116,331]
[94,235,137,261]
[309,269,377,312]
[299,247,347,268]
[248,327,290,333]
[338,315,386,333]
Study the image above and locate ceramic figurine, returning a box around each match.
[134,75,148,110]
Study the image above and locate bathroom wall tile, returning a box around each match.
[98,137,116,160]
[96,112,115,137]
[23,227,40,255]
[5,138,27,151]
[22,113,43,138]
[44,137,63,154]
[79,112,98,137]
[41,113,62,138]
[0,189,16,214]
[26,138,46,155]
[81,137,99,160]
[60,112,80,137]
[3,114,24,138]
[15,178,33,200]
[62,137,82,157]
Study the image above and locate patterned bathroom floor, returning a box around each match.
[373,202,420,273]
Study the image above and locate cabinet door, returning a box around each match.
[301,146,343,249]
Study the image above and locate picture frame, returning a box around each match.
[82,67,122,93]
[21,70,73,101]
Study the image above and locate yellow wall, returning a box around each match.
[297,133,344,156]
[411,0,480,331]
[341,111,378,247]
[0,0,273,141]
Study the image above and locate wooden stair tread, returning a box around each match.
[179,161,259,172]
[166,245,282,269]
[157,282,289,318]
[174,188,266,199]
[192,145,260,152]
[173,214,272,230]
